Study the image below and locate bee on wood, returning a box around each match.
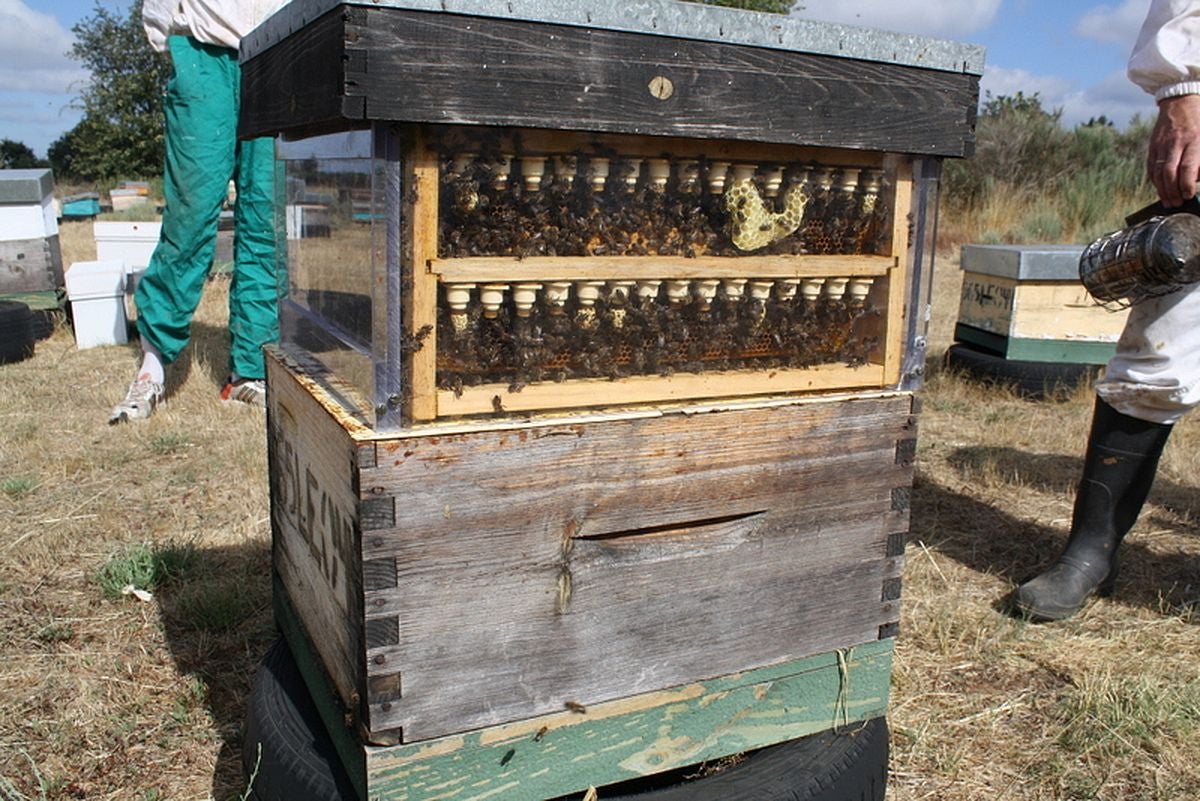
[564,700,587,714]
[533,726,549,742]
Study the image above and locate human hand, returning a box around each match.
[1148,94,1200,207]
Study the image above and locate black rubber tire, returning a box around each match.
[0,300,35,364]
[242,639,359,801]
[944,341,1102,400]
[576,717,888,801]
[244,639,888,801]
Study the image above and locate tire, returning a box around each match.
[944,342,1101,400]
[0,301,35,364]
[574,717,889,801]
[243,639,359,801]
[29,310,57,341]
[244,639,888,801]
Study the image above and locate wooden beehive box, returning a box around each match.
[241,1,981,795]
[0,168,63,295]
[957,244,1129,364]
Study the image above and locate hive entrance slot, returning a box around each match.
[574,511,766,543]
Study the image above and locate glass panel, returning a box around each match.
[277,130,380,420]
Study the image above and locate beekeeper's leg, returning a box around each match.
[111,36,238,423]
[226,135,280,385]
[1012,287,1200,620]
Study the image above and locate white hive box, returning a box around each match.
[0,169,57,240]
[64,260,128,349]
[94,221,162,270]
[94,221,162,318]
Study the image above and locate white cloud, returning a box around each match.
[1075,0,1151,46]
[979,64,1156,128]
[0,0,85,94]
[979,65,1074,107]
[1060,68,1157,127]
[790,0,1002,39]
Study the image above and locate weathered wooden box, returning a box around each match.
[957,244,1128,365]
[242,1,981,796]
[269,352,913,739]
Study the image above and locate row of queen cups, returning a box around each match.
[443,277,875,331]
[447,153,881,202]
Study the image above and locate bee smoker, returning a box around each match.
[1079,211,1200,307]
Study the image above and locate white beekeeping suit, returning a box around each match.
[142,0,290,52]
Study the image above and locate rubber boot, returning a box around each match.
[1011,397,1172,622]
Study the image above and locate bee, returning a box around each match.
[491,395,505,414]
[533,726,549,743]
[564,700,587,714]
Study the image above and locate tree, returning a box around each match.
[54,0,168,181]
[692,0,798,12]
[0,139,42,169]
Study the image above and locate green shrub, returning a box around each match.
[942,93,1155,245]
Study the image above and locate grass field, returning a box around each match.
[1,221,1199,800]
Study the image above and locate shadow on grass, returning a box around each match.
[153,540,277,801]
[912,449,1200,619]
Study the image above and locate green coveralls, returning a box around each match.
[135,35,279,381]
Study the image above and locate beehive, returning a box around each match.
[958,243,1128,364]
[0,168,63,295]
[241,2,981,797]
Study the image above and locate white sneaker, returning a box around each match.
[220,377,266,407]
[108,378,164,424]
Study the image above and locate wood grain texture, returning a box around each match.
[363,640,893,801]
[958,273,1126,342]
[274,579,370,801]
[267,353,366,715]
[431,254,895,283]
[0,235,63,293]
[240,6,978,156]
[436,362,887,417]
[883,158,914,385]
[403,129,441,421]
[239,7,362,141]
[482,128,890,167]
[357,393,914,739]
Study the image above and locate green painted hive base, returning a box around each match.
[274,579,893,801]
[955,323,1116,365]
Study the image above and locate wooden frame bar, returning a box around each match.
[431,254,896,283]
[883,157,914,386]
[403,128,442,422]
[438,362,885,416]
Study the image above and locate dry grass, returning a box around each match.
[891,254,1200,801]
[0,221,274,800]
[2,222,1199,799]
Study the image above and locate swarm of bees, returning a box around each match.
[436,278,880,394]
[438,148,887,259]
[434,143,887,394]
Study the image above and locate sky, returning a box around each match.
[2,0,1159,160]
